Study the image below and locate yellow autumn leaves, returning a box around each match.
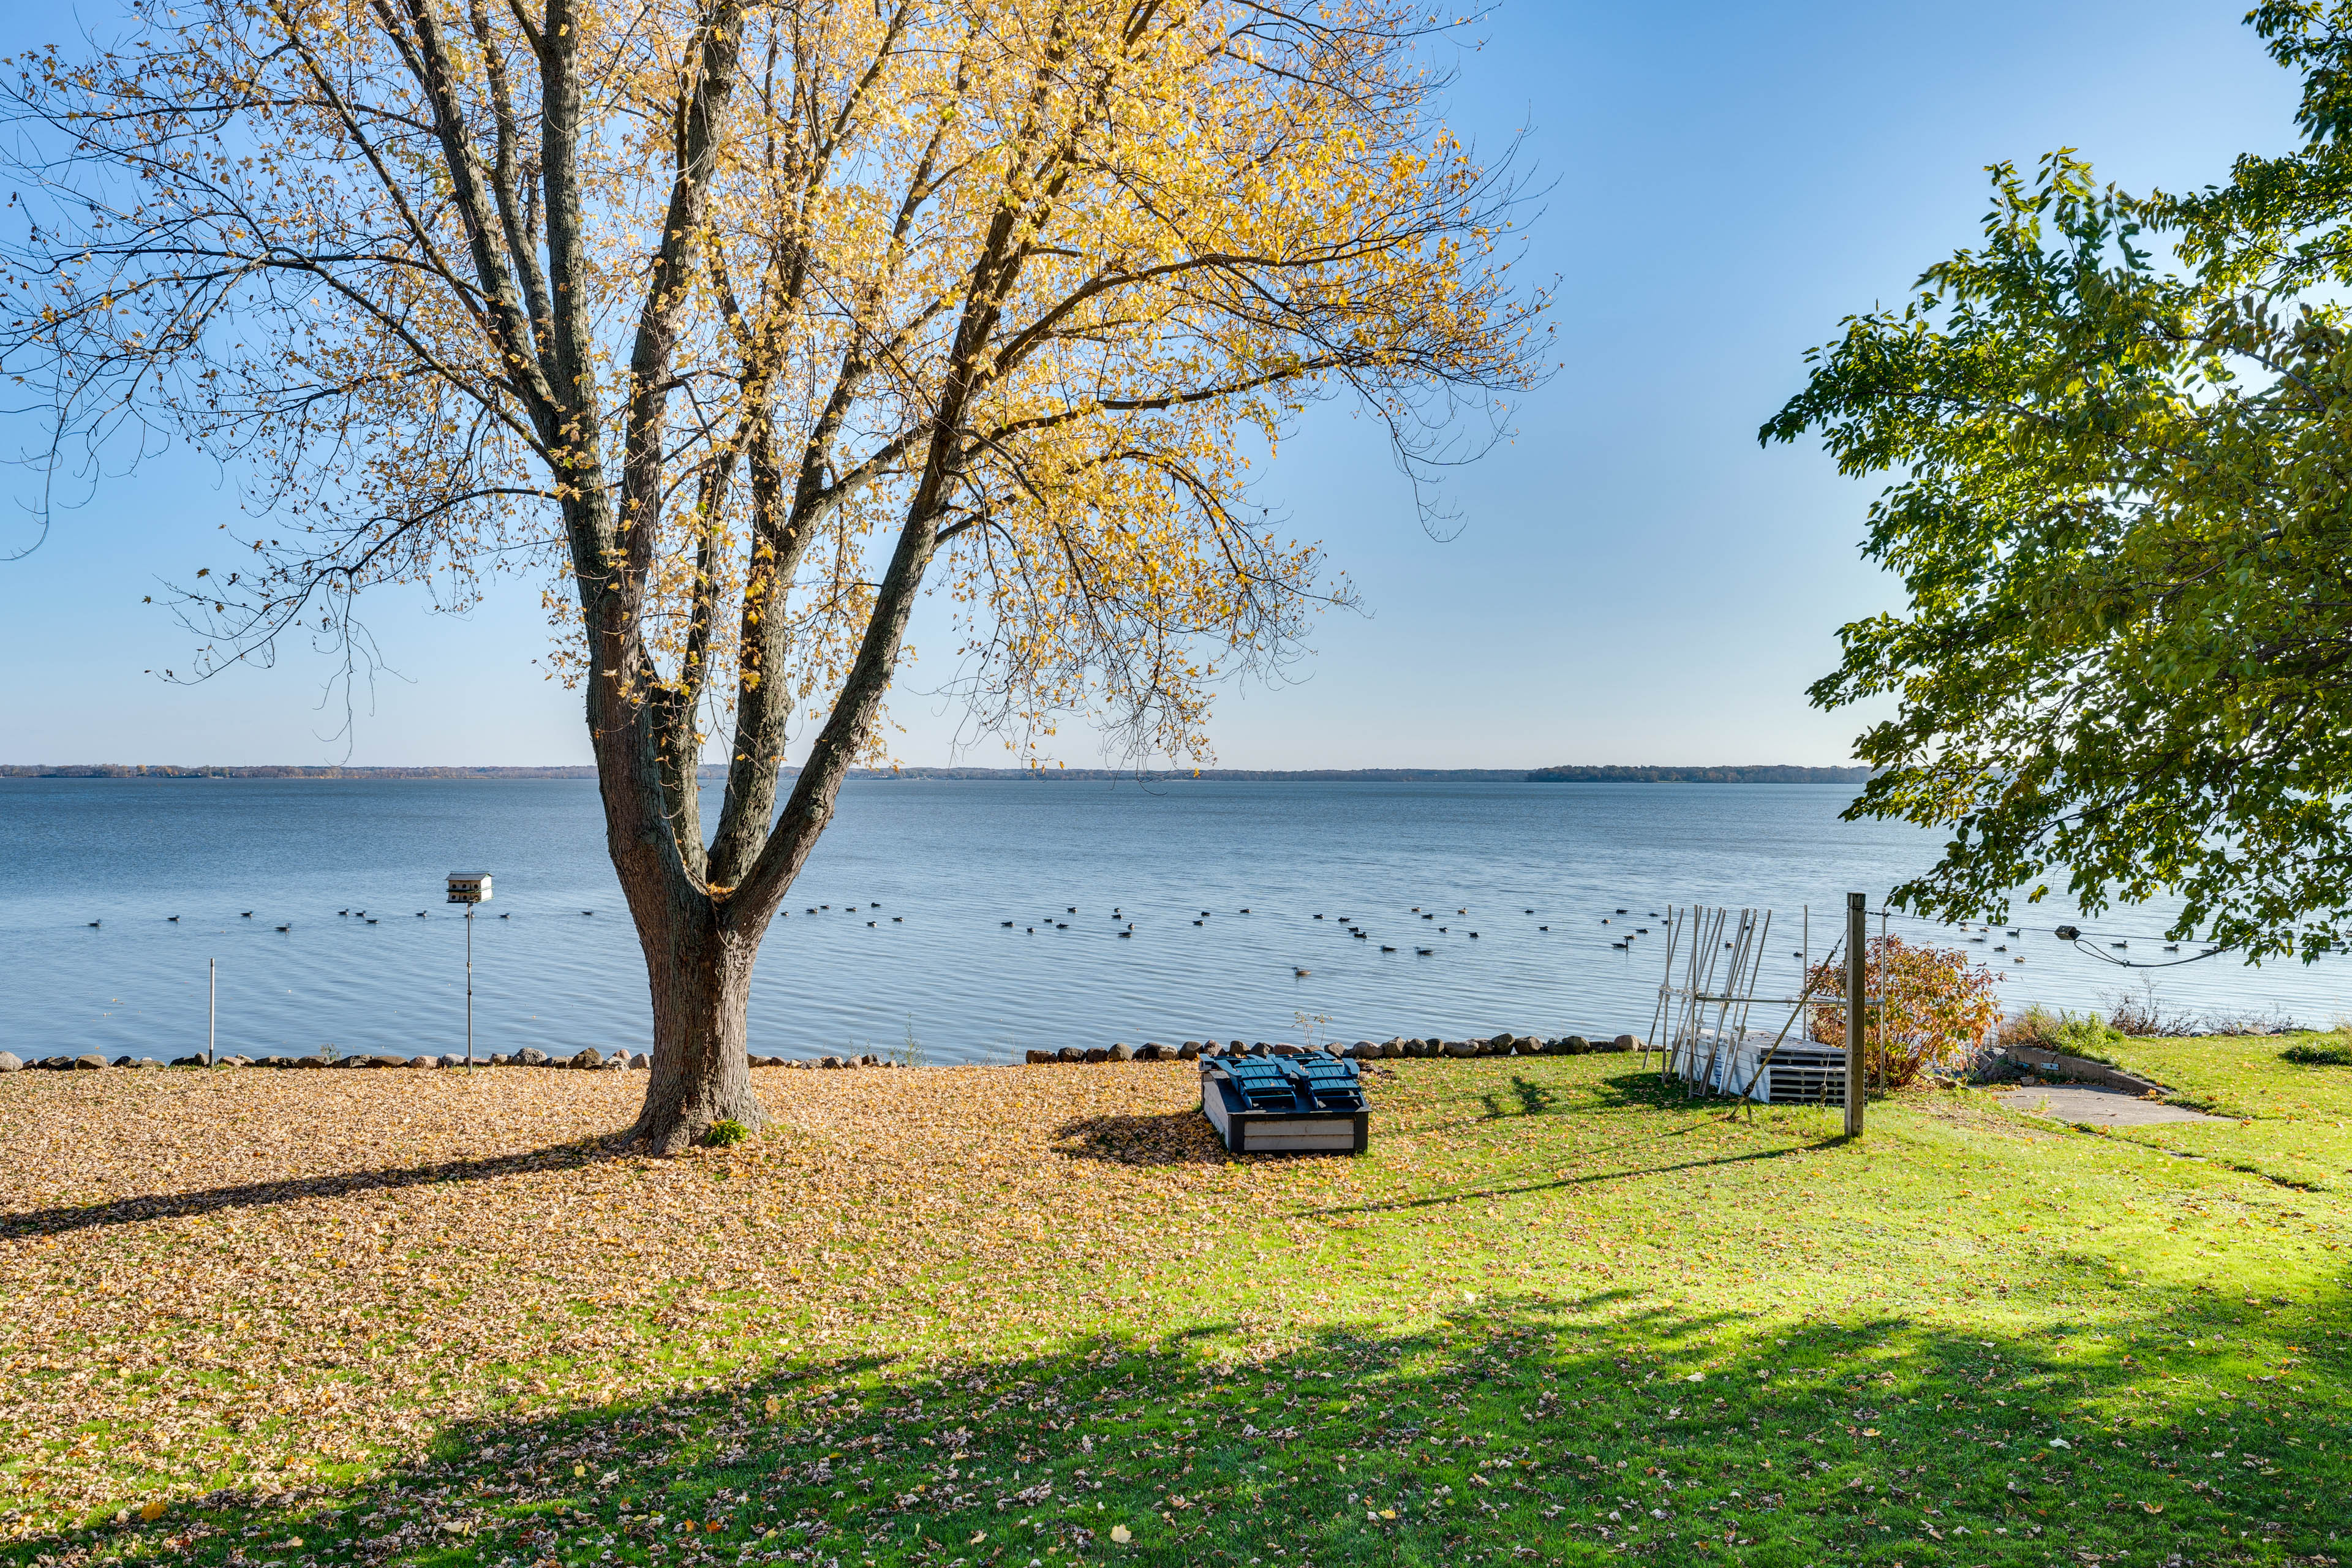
[6,0,1540,775]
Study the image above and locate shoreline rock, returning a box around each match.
[4,1031,1651,1075]
[1019,1031,1645,1065]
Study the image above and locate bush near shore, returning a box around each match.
[0,1038,2346,1568]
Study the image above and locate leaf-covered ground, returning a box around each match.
[1,1044,2346,1567]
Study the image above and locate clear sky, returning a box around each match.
[0,1,2305,769]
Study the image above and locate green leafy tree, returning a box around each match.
[1764,1,2352,964]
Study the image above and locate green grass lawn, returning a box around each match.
[3,1042,2348,1568]
[2089,1035,2352,1194]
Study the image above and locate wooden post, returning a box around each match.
[1844,892,1866,1137]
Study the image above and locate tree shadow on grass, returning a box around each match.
[1370,1069,1850,1214]
[1051,1110,1237,1166]
[0,1137,631,1241]
[1313,1139,1849,1219]
[1587,1068,1714,1107]
[18,1286,2346,1568]
[1477,1076,1561,1121]
[1419,1069,1722,1137]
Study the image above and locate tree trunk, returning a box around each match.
[624,908,769,1155]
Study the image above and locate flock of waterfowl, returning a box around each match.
[94,899,2198,975]
[93,897,1657,979]
[971,900,1593,970]
[116,906,561,930]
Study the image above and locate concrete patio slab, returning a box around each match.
[1997,1083,2225,1126]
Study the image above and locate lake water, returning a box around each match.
[2,777,2344,1064]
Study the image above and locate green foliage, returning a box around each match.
[1765,0,2352,963]
[1999,1003,2062,1047]
[2003,1005,2129,1063]
[2049,1013,2128,1061]
[2282,1039,2352,1065]
[703,1118,749,1148]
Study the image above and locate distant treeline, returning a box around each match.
[888,766,1533,781]
[1525,764,1871,783]
[6,762,1870,782]
[0,764,608,778]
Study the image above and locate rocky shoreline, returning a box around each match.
[1025,1031,1638,1063]
[0,1046,886,1072]
[0,1031,1640,1075]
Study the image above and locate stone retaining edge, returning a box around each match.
[1998,1044,2167,1096]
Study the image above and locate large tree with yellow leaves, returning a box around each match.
[2,0,1544,1149]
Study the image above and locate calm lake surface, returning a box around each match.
[2,777,2344,1063]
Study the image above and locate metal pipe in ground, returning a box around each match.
[1844,891,1867,1137]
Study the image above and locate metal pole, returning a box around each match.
[1645,904,1679,1071]
[1844,892,1867,1137]
[466,903,476,1069]
[208,957,216,1068]
[1739,910,1770,1038]
[1877,904,1889,1092]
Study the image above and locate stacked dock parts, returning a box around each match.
[1199,1049,1370,1154]
[1688,1031,1849,1105]
[1646,904,1774,1089]
[1646,902,1869,1106]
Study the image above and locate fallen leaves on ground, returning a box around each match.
[1,1050,2346,1568]
[0,1064,1356,1523]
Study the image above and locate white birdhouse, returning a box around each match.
[447,872,492,905]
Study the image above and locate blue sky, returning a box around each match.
[0,1,2304,768]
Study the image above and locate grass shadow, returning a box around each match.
[1052,1110,1232,1166]
[1313,1138,1842,1219]
[1477,1076,1561,1121]
[24,1290,2346,1567]
[0,1137,631,1241]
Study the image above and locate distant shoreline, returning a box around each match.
[1,763,1871,783]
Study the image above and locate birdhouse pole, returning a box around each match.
[446,873,492,1068]
[208,957,216,1068]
